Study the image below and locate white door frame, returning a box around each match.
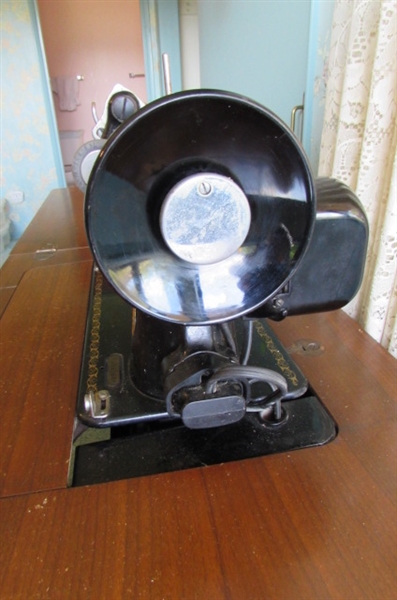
[140,0,182,101]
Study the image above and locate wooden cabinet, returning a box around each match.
[0,188,396,599]
[0,187,91,317]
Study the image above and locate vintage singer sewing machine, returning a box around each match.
[71,90,368,486]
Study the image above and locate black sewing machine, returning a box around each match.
[70,90,368,486]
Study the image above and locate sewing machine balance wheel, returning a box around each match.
[85,89,316,325]
[72,138,106,193]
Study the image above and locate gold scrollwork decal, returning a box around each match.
[86,271,103,394]
[254,321,299,387]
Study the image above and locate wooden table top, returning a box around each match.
[0,188,396,600]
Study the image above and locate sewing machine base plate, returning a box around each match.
[70,270,337,487]
[72,395,336,486]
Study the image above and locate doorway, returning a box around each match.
[37,0,147,182]
[36,0,183,186]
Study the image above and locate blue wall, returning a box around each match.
[198,0,334,173]
[1,0,65,240]
[198,0,311,127]
[303,0,335,174]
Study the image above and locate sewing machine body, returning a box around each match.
[71,90,367,486]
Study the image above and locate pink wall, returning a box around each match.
[37,0,147,143]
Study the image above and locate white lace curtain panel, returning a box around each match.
[318,0,397,357]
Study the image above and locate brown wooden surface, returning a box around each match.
[10,187,87,254]
[0,188,89,318]
[0,248,92,318]
[0,247,92,289]
[0,189,396,600]
[0,288,15,319]
[0,261,92,497]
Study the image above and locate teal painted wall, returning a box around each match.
[197,0,334,172]
[198,0,311,127]
[303,0,335,174]
[1,0,64,240]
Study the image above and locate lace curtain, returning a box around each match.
[318,0,397,357]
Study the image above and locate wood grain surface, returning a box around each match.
[10,187,87,254]
[0,248,92,318]
[0,187,88,318]
[0,189,396,600]
[0,261,92,497]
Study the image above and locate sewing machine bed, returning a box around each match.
[70,269,337,487]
